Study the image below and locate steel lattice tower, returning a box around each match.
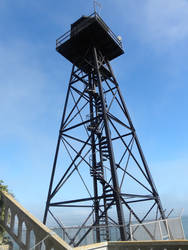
[43,13,166,246]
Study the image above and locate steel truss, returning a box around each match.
[43,47,165,246]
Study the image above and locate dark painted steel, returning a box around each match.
[44,13,166,246]
[106,60,166,220]
[88,73,101,242]
[93,47,126,240]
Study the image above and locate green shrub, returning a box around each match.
[0,180,11,245]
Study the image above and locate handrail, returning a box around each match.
[94,13,122,48]
[56,12,122,49]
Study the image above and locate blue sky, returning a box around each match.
[0,0,188,222]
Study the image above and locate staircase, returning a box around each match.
[87,93,115,242]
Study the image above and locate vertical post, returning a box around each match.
[89,72,100,242]
[93,47,126,241]
[93,0,96,13]
[93,0,102,15]
[25,225,31,249]
[165,219,171,240]
[130,224,133,241]
[17,217,23,242]
[180,217,185,239]
[10,211,15,232]
[4,206,9,226]
[158,220,163,240]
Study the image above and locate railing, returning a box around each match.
[53,224,124,246]
[95,13,123,48]
[130,217,185,241]
[0,191,72,250]
[53,217,186,247]
[0,190,188,250]
[56,12,123,49]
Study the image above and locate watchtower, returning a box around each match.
[43,13,165,247]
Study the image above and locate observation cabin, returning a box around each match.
[56,12,124,74]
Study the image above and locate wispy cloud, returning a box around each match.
[143,0,188,46]
[0,41,45,135]
[0,39,65,208]
[119,0,188,49]
[1,0,188,222]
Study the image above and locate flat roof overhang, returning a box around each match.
[56,13,124,70]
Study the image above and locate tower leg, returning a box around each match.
[43,48,166,246]
[88,72,101,242]
[105,60,165,220]
[43,66,75,224]
[93,47,126,240]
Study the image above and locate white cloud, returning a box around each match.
[119,0,188,49]
[0,39,61,201]
[0,42,45,137]
[144,0,188,45]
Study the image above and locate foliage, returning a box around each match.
[0,180,11,245]
[0,180,8,192]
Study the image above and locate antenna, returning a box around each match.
[93,0,102,14]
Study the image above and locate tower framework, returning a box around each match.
[44,13,165,247]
